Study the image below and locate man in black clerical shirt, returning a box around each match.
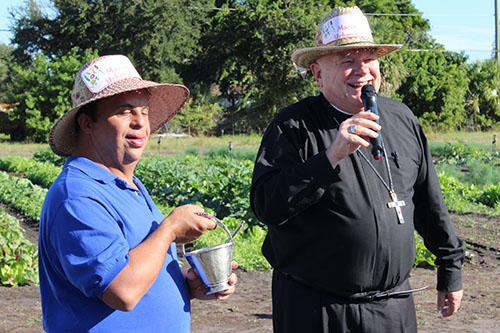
[250,6,464,333]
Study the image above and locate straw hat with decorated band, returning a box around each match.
[49,54,189,157]
[292,6,402,69]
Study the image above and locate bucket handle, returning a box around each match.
[182,212,233,255]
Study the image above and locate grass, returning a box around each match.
[143,134,262,156]
[0,133,263,157]
[426,130,500,151]
[0,134,48,157]
[1,130,498,157]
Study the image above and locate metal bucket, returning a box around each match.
[183,213,243,295]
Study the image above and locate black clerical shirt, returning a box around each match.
[250,94,464,296]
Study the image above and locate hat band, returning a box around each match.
[80,55,141,94]
[321,13,373,45]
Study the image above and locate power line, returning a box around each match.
[406,49,496,53]
[365,13,492,17]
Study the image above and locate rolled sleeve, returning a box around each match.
[50,197,130,299]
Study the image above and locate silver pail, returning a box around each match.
[183,214,244,295]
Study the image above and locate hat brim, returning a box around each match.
[292,43,402,69]
[49,77,189,157]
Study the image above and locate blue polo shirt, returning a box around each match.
[39,156,191,332]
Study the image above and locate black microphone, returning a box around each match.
[361,84,383,160]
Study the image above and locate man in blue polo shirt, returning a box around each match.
[38,55,237,332]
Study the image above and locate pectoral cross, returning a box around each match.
[387,190,406,224]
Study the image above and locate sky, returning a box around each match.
[411,0,496,62]
[0,0,497,63]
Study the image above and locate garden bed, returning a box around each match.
[0,212,499,332]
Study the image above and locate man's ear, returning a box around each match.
[310,62,322,88]
[77,113,93,135]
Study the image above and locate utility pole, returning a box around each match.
[496,0,500,61]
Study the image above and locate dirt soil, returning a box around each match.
[1,212,499,333]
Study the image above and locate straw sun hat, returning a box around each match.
[49,54,189,157]
[292,6,402,69]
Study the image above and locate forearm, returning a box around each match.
[101,204,215,311]
[102,221,175,311]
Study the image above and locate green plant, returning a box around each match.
[477,185,500,208]
[184,146,200,156]
[0,209,38,286]
[0,171,48,223]
[33,148,67,167]
[467,159,500,186]
[414,232,437,268]
[4,48,97,142]
[190,216,271,271]
[0,156,62,188]
[136,155,259,227]
[204,146,257,161]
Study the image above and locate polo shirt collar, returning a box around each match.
[65,156,137,189]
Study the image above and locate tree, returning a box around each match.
[169,98,222,136]
[396,51,470,131]
[3,48,98,142]
[0,44,14,103]
[333,1,475,132]
[184,0,328,133]
[11,0,215,83]
[184,0,451,133]
[466,59,500,130]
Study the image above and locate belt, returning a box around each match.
[348,285,429,302]
[279,270,428,303]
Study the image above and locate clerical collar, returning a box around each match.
[329,102,355,116]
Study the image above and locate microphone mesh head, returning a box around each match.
[361,84,376,97]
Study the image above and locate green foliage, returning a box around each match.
[466,59,500,130]
[477,185,500,209]
[437,172,497,215]
[0,156,62,188]
[189,216,271,270]
[169,98,222,136]
[3,48,97,142]
[0,43,14,103]
[0,141,497,273]
[33,147,67,167]
[396,51,470,131]
[0,209,38,286]
[429,143,500,214]
[433,142,491,164]
[184,146,201,156]
[414,232,436,268]
[11,0,215,83]
[433,142,500,187]
[0,171,48,222]
[185,0,326,133]
[467,159,500,187]
[5,0,500,134]
[136,155,259,227]
[204,145,257,161]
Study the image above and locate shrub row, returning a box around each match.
[0,155,61,188]
[0,171,47,222]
